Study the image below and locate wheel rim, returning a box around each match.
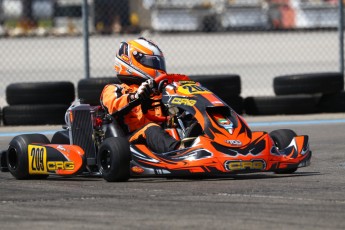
[7,148,18,170]
[100,149,111,172]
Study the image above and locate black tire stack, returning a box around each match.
[244,72,344,115]
[77,75,243,113]
[2,72,343,125]
[3,82,75,125]
[189,74,243,114]
[77,75,244,112]
[77,77,120,105]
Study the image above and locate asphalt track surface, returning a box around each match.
[0,113,345,230]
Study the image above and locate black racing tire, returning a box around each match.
[220,95,244,114]
[189,74,241,97]
[274,72,344,95]
[317,91,345,113]
[6,81,75,105]
[269,129,298,174]
[0,150,9,172]
[97,137,130,182]
[7,134,50,179]
[3,104,69,126]
[244,95,320,115]
[51,130,70,144]
[77,77,121,105]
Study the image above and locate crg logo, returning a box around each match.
[224,159,266,171]
[47,161,75,171]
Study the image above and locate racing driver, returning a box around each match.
[100,37,180,153]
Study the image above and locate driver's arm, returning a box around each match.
[100,84,131,114]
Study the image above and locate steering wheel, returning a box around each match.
[154,74,190,89]
[144,74,191,122]
[111,74,190,123]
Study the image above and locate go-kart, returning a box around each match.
[2,74,312,182]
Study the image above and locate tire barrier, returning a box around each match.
[2,72,344,125]
[2,104,69,126]
[189,74,241,97]
[244,95,320,115]
[317,91,345,113]
[220,95,243,115]
[77,77,120,105]
[6,82,75,105]
[189,74,243,114]
[3,81,75,126]
[273,72,344,95]
[244,72,345,115]
[78,75,243,112]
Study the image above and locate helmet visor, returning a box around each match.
[133,52,166,72]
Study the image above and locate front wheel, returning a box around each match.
[97,137,130,182]
[269,129,298,174]
[7,134,50,179]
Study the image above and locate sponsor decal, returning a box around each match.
[179,81,195,85]
[212,113,233,134]
[225,140,242,146]
[177,84,211,95]
[57,145,67,152]
[224,159,266,171]
[47,161,74,171]
[218,118,229,125]
[28,145,47,174]
[171,97,197,106]
[131,166,145,174]
[121,54,130,63]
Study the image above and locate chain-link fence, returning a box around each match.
[0,0,343,107]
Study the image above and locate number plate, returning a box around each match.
[28,145,48,174]
[177,83,211,95]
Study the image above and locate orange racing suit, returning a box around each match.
[100,83,180,153]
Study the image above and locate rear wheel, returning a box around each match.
[269,129,298,174]
[97,137,130,182]
[51,130,70,144]
[7,134,50,179]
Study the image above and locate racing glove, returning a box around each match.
[132,80,153,101]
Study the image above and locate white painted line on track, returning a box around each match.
[248,119,345,127]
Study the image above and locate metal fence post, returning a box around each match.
[339,0,344,75]
[82,0,90,79]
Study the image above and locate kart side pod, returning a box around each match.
[6,133,85,179]
[27,144,85,176]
